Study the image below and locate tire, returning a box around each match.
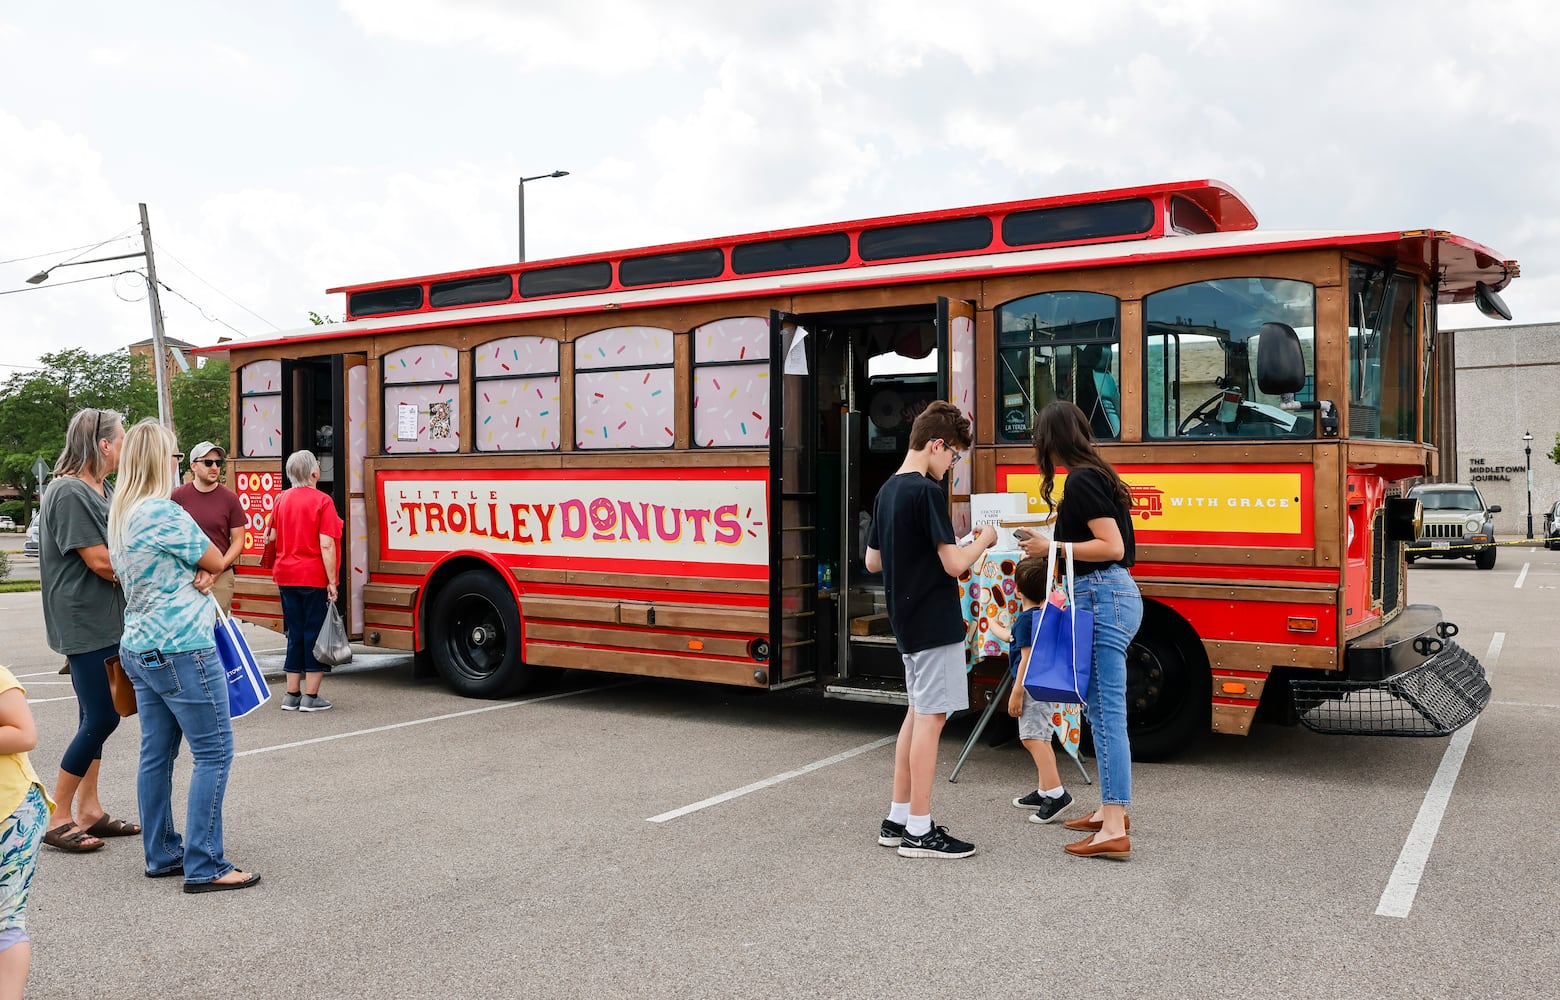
[1475,547,1497,570]
[1124,611,1210,761]
[1405,552,1417,564]
[427,569,536,698]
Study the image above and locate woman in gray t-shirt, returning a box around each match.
[38,408,136,853]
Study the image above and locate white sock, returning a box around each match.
[906,813,932,837]
[1042,785,1065,798]
[888,802,910,825]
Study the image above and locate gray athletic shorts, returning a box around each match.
[901,642,969,716]
[1018,692,1057,742]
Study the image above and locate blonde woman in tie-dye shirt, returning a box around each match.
[108,419,260,894]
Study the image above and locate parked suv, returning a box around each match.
[0,516,13,532]
[1544,499,1560,549]
[1405,483,1500,569]
[23,520,40,559]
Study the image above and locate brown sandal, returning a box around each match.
[43,823,104,853]
[85,815,141,838]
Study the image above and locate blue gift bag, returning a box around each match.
[213,597,270,718]
[1021,543,1094,705]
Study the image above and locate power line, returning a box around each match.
[151,239,281,331]
[154,277,254,341]
[0,235,137,267]
[0,271,135,296]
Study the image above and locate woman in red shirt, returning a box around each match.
[267,451,343,712]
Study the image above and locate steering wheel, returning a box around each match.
[1177,390,1232,435]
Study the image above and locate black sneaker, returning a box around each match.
[878,819,906,847]
[897,822,976,859]
[1028,790,1074,825]
[1013,790,1047,809]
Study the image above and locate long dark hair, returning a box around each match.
[1032,401,1130,512]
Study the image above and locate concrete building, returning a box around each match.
[1440,321,1560,540]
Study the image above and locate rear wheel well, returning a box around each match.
[419,557,516,645]
[1123,599,1211,761]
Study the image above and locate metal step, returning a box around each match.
[824,682,909,706]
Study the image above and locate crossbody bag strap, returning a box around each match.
[1064,542,1081,696]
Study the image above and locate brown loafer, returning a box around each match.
[1061,813,1130,833]
[1064,834,1131,860]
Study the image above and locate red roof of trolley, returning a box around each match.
[205,179,1519,353]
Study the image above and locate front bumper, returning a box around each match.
[1290,606,1490,736]
[1409,534,1492,555]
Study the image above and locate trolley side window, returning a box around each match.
[574,327,675,450]
[692,317,770,448]
[474,336,561,452]
[382,345,461,454]
[994,291,1121,443]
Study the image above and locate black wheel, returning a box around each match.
[1405,552,1417,564]
[427,569,535,698]
[1475,547,1497,570]
[1124,613,1210,761]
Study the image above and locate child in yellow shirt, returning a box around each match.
[0,666,54,996]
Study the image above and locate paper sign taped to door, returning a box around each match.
[784,326,810,376]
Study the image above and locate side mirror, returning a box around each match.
[1256,322,1306,395]
[1488,505,1502,514]
[1474,281,1512,321]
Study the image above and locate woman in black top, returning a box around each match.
[1017,401,1142,860]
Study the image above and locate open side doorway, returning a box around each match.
[279,354,369,636]
[768,300,961,702]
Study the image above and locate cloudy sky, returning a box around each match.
[2,1,1556,373]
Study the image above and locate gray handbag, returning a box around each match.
[312,603,353,666]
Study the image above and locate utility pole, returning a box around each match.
[139,203,174,430]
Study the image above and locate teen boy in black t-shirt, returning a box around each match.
[865,401,997,859]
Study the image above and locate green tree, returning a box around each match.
[0,349,155,512]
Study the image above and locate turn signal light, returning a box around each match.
[1287,617,1318,633]
[1221,681,1249,695]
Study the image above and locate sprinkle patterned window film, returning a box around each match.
[693,317,770,448]
[475,336,561,452]
[240,360,282,458]
[573,327,675,450]
[382,345,460,453]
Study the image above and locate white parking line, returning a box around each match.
[647,736,897,824]
[27,695,79,705]
[236,682,630,758]
[1492,699,1559,710]
[1514,563,1529,589]
[1375,632,1503,919]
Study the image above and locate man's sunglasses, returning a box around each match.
[196,459,226,468]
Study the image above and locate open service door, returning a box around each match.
[767,311,819,685]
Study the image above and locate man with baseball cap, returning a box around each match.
[172,441,246,612]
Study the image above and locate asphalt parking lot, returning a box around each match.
[9,544,1559,999]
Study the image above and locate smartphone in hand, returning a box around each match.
[1012,528,1034,541]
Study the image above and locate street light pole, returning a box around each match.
[518,170,569,262]
[26,206,175,429]
[139,203,174,430]
[1523,431,1534,539]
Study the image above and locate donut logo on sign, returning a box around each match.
[589,498,617,540]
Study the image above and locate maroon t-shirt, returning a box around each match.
[171,483,246,555]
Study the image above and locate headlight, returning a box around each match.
[1465,517,1482,533]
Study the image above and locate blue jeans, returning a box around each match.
[1072,565,1143,806]
[279,586,330,673]
[120,646,236,884]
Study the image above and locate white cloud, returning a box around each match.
[2,0,1558,373]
